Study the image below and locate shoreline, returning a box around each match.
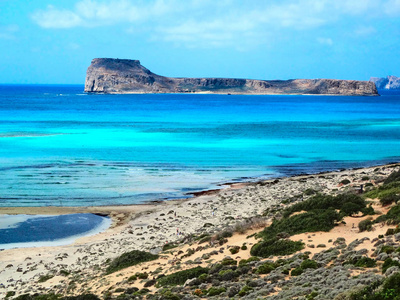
[1,160,397,218]
[1,162,400,298]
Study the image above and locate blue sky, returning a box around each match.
[1,0,400,84]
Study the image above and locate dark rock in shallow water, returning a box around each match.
[85,58,379,96]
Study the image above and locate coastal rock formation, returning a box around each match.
[85,58,379,96]
[370,76,400,89]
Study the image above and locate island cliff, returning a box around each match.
[85,58,379,96]
[370,76,400,90]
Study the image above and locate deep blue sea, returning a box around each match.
[1,85,400,207]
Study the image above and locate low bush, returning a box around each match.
[358,219,373,232]
[340,179,351,185]
[380,245,395,254]
[291,267,303,276]
[384,170,400,184]
[238,285,253,297]
[300,259,318,270]
[380,194,400,206]
[219,269,239,281]
[346,273,400,300]
[229,246,240,255]
[156,267,209,286]
[239,256,260,266]
[220,258,237,266]
[250,238,304,257]
[106,250,158,274]
[382,258,400,274]
[260,208,340,240]
[283,193,366,218]
[256,262,277,274]
[162,243,178,251]
[38,274,54,283]
[207,287,226,296]
[386,204,400,224]
[343,256,376,268]
[364,181,400,200]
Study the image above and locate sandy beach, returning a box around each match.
[0,163,399,298]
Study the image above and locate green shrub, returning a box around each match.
[250,238,304,257]
[300,259,319,270]
[6,292,16,298]
[157,267,209,286]
[207,287,226,296]
[304,188,317,195]
[386,228,396,236]
[239,256,260,266]
[219,269,239,281]
[340,179,351,185]
[386,204,400,224]
[381,245,395,254]
[384,170,400,184]
[38,274,54,283]
[354,257,376,268]
[218,230,233,238]
[229,246,240,255]
[137,272,148,279]
[346,273,400,300]
[283,193,365,218]
[291,267,303,276]
[256,262,277,274]
[198,235,211,244]
[364,181,400,200]
[261,208,340,240]
[238,285,253,297]
[344,256,376,268]
[106,250,158,274]
[382,258,400,273]
[220,258,237,266]
[162,243,178,251]
[127,275,137,282]
[380,194,400,206]
[358,219,373,232]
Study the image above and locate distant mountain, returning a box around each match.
[84,58,379,96]
[370,76,400,90]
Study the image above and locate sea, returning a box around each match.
[1,85,400,248]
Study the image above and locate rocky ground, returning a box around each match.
[1,163,400,299]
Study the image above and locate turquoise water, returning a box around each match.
[1,85,400,206]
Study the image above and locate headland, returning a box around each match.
[84,58,379,96]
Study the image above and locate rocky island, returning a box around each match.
[370,75,400,90]
[85,58,378,96]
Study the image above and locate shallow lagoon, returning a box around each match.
[0,213,111,249]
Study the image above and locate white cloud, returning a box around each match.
[0,24,19,40]
[32,5,82,28]
[384,0,400,15]
[31,0,400,48]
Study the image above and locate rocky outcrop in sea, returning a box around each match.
[84,58,378,96]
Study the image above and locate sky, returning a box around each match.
[1,0,400,84]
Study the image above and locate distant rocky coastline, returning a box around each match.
[370,75,400,90]
[84,58,378,96]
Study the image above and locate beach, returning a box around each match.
[1,163,398,298]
